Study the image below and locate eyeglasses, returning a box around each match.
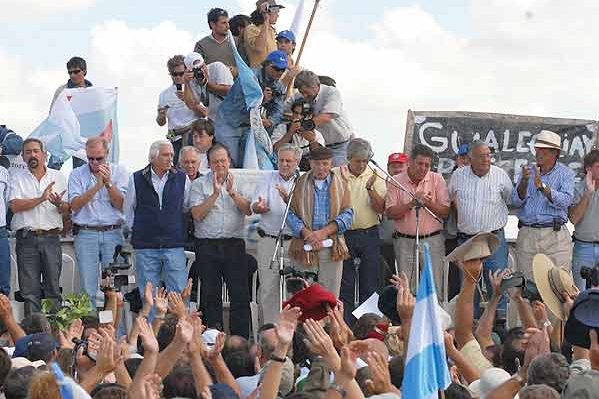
[170,71,185,77]
[87,156,105,162]
[68,69,82,75]
[272,66,286,72]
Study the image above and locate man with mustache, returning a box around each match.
[9,138,68,315]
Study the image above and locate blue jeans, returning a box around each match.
[458,229,509,319]
[214,119,245,168]
[340,227,381,324]
[135,247,187,302]
[572,240,599,290]
[74,229,123,308]
[0,227,10,295]
[327,141,349,167]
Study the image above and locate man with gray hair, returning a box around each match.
[124,140,191,308]
[68,137,129,306]
[447,140,512,317]
[288,70,356,166]
[251,143,301,324]
[336,138,386,323]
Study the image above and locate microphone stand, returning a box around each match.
[268,170,301,313]
[369,159,443,290]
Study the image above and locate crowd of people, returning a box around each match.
[1,0,599,398]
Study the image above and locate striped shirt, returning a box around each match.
[448,165,513,234]
[512,162,575,225]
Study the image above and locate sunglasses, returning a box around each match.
[87,156,105,162]
[68,69,82,75]
[171,71,185,77]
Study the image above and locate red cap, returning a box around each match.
[366,322,389,342]
[282,284,337,322]
[387,153,408,165]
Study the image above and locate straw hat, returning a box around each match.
[445,232,500,264]
[532,254,578,320]
[534,130,561,150]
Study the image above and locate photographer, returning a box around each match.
[272,98,324,170]
[183,52,233,123]
[288,70,356,167]
[244,0,284,68]
[257,50,288,132]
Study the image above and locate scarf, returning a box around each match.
[288,169,351,266]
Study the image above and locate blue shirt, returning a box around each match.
[68,163,129,226]
[511,162,575,225]
[287,175,354,237]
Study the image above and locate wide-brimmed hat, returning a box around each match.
[534,130,561,150]
[532,254,578,320]
[468,367,512,398]
[565,289,599,349]
[282,284,337,322]
[445,232,500,264]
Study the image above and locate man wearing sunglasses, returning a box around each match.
[68,137,129,307]
[49,56,92,170]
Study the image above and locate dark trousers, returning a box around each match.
[0,227,10,296]
[15,232,62,316]
[195,238,250,338]
[340,227,381,324]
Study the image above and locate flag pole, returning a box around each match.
[285,0,320,97]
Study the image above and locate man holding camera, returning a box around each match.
[9,138,69,316]
[244,0,284,68]
[272,98,325,170]
[251,143,301,324]
[214,50,287,167]
[512,130,575,280]
[569,148,599,290]
[289,70,356,167]
[69,137,129,307]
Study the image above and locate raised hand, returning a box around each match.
[175,317,193,345]
[521,164,531,182]
[590,330,599,371]
[489,269,508,299]
[212,172,223,193]
[66,318,84,342]
[154,287,168,316]
[168,292,187,319]
[303,318,340,372]
[137,317,159,354]
[143,282,154,310]
[274,184,289,203]
[181,278,193,302]
[225,173,234,195]
[96,329,121,373]
[275,305,301,347]
[207,331,225,361]
[328,303,353,350]
[253,197,270,214]
[188,313,206,354]
[0,294,14,320]
[40,181,56,201]
[337,346,358,381]
[534,166,543,190]
[396,285,415,322]
[586,170,596,192]
[365,351,397,395]
[98,164,112,187]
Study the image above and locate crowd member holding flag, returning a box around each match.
[9,138,68,316]
[244,0,285,68]
[68,137,129,307]
[276,30,300,87]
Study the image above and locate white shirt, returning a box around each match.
[68,163,129,226]
[158,85,198,131]
[448,165,513,235]
[271,124,326,156]
[199,153,209,173]
[252,171,297,236]
[9,167,67,231]
[124,168,191,228]
[0,167,8,228]
[189,62,234,122]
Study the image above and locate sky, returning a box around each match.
[1,0,599,170]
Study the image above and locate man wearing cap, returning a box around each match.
[385,144,450,300]
[569,148,599,290]
[214,50,288,167]
[286,146,354,297]
[251,144,302,324]
[380,153,408,277]
[276,30,300,87]
[448,140,513,316]
[454,143,471,170]
[288,70,356,167]
[512,130,575,280]
[194,8,237,68]
[244,1,284,68]
[190,143,253,337]
[336,138,386,323]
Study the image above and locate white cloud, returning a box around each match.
[0,0,97,22]
[3,1,599,171]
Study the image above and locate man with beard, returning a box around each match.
[9,138,68,315]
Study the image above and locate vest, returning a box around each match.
[131,165,186,249]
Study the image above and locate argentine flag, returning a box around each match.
[402,243,451,398]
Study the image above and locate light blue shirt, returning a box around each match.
[68,163,129,226]
[512,162,575,225]
[0,167,8,228]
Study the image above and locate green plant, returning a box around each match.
[41,293,94,331]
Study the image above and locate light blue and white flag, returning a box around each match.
[402,243,451,399]
[290,0,306,38]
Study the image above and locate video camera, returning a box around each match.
[100,245,132,292]
[193,66,205,82]
[298,102,315,132]
[581,265,599,289]
[280,267,318,296]
[499,271,542,302]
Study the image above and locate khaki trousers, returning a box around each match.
[393,233,446,302]
[256,237,291,325]
[293,248,343,297]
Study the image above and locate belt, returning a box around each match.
[457,228,503,240]
[17,228,60,237]
[347,225,379,234]
[257,228,292,241]
[392,230,441,240]
[518,222,562,229]
[75,224,121,232]
[167,125,193,141]
[325,140,349,149]
[573,237,599,245]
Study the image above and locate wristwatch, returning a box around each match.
[105,182,113,189]
[270,354,287,363]
[537,182,547,192]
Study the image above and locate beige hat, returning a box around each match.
[468,367,512,399]
[445,232,500,264]
[534,130,561,150]
[532,254,578,320]
[11,357,46,369]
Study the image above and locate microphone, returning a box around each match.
[294,169,300,179]
[369,158,381,168]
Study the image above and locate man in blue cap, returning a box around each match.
[276,30,300,87]
[214,50,288,167]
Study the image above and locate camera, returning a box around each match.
[193,66,205,82]
[266,4,281,13]
[100,245,132,292]
[499,271,525,293]
[299,103,315,132]
[280,267,318,296]
[581,265,599,289]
